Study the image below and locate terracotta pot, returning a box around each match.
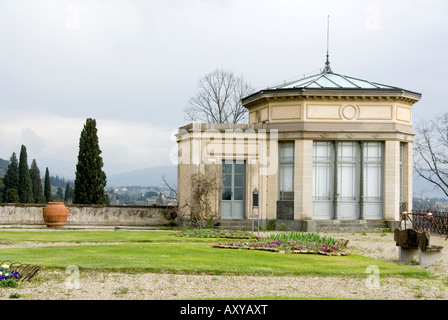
[43,202,69,228]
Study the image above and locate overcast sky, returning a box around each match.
[0,0,447,179]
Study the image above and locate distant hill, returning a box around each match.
[2,155,446,200]
[106,166,177,188]
[0,158,8,177]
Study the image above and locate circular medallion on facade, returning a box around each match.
[342,105,357,120]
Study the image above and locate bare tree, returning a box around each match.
[187,171,221,228]
[413,112,448,198]
[161,171,220,228]
[184,68,254,124]
[161,173,177,200]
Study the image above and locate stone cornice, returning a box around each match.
[242,88,420,109]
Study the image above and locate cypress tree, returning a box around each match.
[44,167,52,203]
[5,189,19,203]
[64,182,73,203]
[0,177,4,202]
[29,159,44,203]
[56,187,64,201]
[3,152,19,202]
[73,118,108,204]
[18,145,34,203]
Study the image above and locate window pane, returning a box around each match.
[279,142,294,162]
[364,142,382,162]
[222,187,232,200]
[313,163,331,200]
[339,163,356,200]
[362,142,382,202]
[222,173,231,187]
[234,187,244,200]
[222,164,232,176]
[234,174,244,188]
[339,142,357,162]
[279,142,294,200]
[279,191,294,201]
[314,142,332,161]
[364,164,381,200]
[280,165,294,191]
[234,163,244,174]
[313,141,333,201]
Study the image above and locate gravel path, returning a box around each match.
[1,232,448,300]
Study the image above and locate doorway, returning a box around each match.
[221,160,245,219]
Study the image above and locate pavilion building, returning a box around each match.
[176,62,421,231]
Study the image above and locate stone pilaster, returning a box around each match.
[402,142,413,211]
[294,139,313,220]
[384,140,401,221]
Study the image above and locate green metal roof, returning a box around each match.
[271,71,400,90]
[242,69,422,105]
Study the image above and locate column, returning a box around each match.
[265,140,278,220]
[383,140,401,221]
[403,142,413,211]
[294,139,313,220]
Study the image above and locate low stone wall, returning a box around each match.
[0,204,178,227]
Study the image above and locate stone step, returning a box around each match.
[219,219,260,230]
[219,219,390,232]
[303,220,390,233]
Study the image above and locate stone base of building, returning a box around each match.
[219,218,395,233]
[302,219,391,233]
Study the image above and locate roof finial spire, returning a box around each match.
[324,14,332,73]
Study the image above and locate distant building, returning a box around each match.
[176,61,421,231]
[156,192,165,205]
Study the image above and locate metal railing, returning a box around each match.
[400,210,448,239]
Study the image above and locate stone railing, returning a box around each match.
[0,203,178,228]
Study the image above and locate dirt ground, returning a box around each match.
[1,231,448,300]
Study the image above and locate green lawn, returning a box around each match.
[0,230,201,243]
[0,230,433,278]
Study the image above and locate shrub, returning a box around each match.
[268,232,338,246]
[176,228,254,239]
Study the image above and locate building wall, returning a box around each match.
[248,99,414,129]
[176,123,278,222]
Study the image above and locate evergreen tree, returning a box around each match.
[73,118,108,204]
[18,145,34,203]
[5,189,19,203]
[56,187,64,201]
[29,159,44,203]
[44,167,52,203]
[64,182,74,203]
[0,177,4,202]
[2,152,19,202]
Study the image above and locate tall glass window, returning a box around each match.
[337,142,359,202]
[312,141,384,220]
[279,142,294,201]
[313,142,333,201]
[363,142,383,202]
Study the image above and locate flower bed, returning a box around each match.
[212,240,350,255]
[212,232,350,255]
[0,260,42,287]
[176,229,350,255]
[175,228,257,239]
[0,263,22,288]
